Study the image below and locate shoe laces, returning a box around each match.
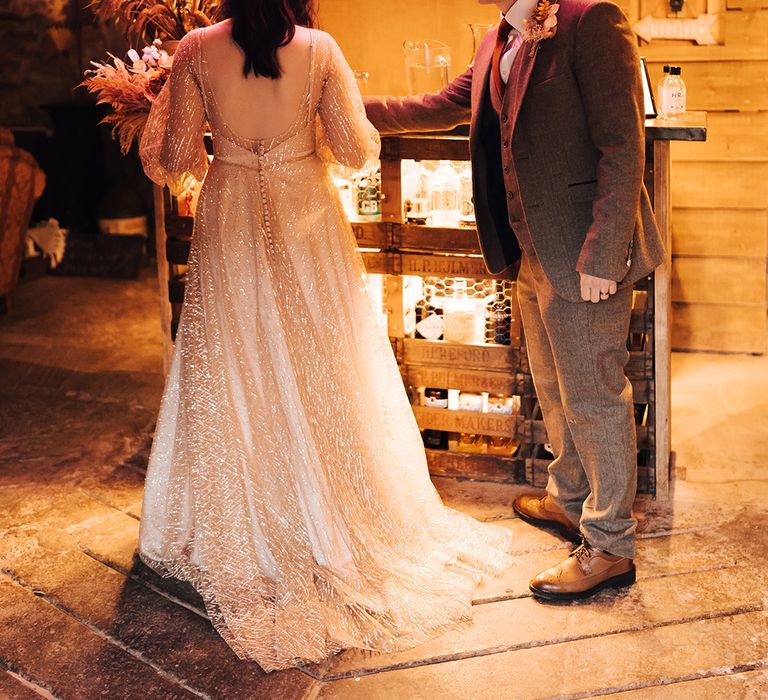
[570,539,593,566]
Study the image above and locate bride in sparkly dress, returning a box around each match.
[139,0,513,671]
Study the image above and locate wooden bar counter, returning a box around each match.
[152,112,706,501]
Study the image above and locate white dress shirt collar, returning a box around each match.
[504,0,540,33]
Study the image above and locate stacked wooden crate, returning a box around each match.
[636,0,768,353]
[358,134,659,493]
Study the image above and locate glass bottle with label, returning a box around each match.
[656,64,670,116]
[357,167,381,217]
[430,160,461,227]
[453,433,488,453]
[659,66,686,120]
[487,435,519,455]
[458,163,475,227]
[444,279,485,344]
[487,394,521,415]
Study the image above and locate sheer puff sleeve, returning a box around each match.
[316,33,380,172]
[140,31,209,196]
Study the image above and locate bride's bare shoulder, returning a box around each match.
[293,25,313,45]
[195,19,231,43]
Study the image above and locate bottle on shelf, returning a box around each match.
[423,429,448,449]
[487,435,519,455]
[424,386,449,409]
[404,161,434,224]
[458,163,476,228]
[486,394,519,454]
[443,279,486,344]
[357,167,382,217]
[458,391,484,412]
[658,66,686,120]
[487,394,520,415]
[656,64,670,117]
[414,307,445,340]
[429,160,461,228]
[422,387,449,450]
[453,433,488,453]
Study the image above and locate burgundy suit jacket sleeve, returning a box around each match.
[364,68,473,134]
[572,2,645,282]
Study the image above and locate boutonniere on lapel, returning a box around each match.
[522,0,560,56]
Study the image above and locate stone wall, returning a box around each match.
[0,0,124,127]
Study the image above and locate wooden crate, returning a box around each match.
[343,130,685,498]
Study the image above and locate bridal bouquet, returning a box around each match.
[81,40,172,154]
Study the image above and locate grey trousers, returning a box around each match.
[516,251,638,558]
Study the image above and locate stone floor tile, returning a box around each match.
[317,565,766,678]
[73,511,207,614]
[0,579,198,699]
[431,479,529,522]
[2,537,316,699]
[318,611,768,700]
[595,667,768,698]
[473,515,768,606]
[0,669,51,700]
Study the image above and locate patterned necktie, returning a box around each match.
[491,18,514,100]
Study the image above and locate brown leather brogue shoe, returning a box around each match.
[512,494,581,543]
[529,541,636,601]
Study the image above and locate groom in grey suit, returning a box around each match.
[365,0,664,600]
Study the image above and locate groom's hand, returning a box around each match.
[579,272,617,303]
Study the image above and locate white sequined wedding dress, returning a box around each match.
[139,25,513,671]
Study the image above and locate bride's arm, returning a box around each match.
[140,31,209,195]
[317,34,381,172]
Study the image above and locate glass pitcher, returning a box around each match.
[403,40,452,96]
[467,24,495,68]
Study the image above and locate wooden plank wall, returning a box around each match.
[317,1,498,96]
[622,0,767,352]
[319,0,768,353]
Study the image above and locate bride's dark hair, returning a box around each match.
[218,0,316,79]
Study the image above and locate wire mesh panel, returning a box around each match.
[412,276,517,346]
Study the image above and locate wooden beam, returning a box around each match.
[653,140,672,500]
